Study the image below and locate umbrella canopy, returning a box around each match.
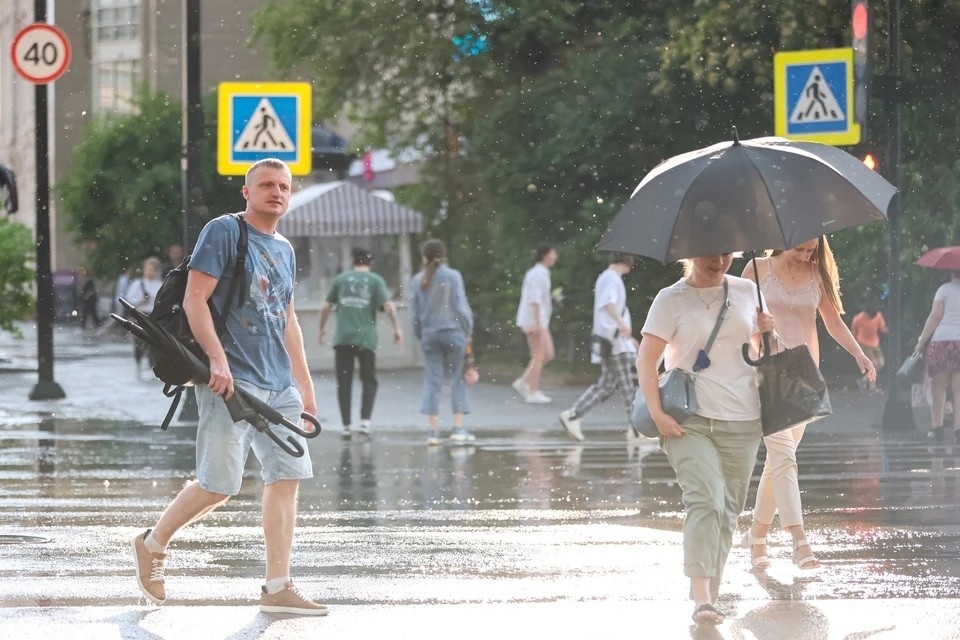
[915,246,960,271]
[598,131,897,261]
[112,301,321,457]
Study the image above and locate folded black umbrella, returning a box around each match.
[113,300,321,457]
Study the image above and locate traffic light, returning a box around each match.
[852,0,871,134]
[854,144,881,173]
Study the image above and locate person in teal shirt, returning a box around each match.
[319,247,402,438]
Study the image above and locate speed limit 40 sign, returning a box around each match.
[11,23,71,84]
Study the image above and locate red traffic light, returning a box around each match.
[852,2,869,40]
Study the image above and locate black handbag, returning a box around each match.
[896,351,924,385]
[757,343,832,436]
[590,335,614,359]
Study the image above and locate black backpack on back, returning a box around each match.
[147,213,249,428]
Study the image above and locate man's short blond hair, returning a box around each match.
[245,158,291,185]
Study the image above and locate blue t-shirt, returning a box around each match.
[189,214,295,390]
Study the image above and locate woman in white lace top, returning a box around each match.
[740,236,875,570]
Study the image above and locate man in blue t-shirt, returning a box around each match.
[130,159,327,616]
[319,246,402,438]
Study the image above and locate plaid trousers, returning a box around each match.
[572,351,638,421]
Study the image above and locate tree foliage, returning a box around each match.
[252,0,960,361]
[0,218,35,335]
[57,91,244,279]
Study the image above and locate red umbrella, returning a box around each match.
[915,246,960,271]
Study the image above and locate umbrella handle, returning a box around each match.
[742,333,771,366]
[298,412,323,438]
[271,412,322,439]
[265,429,306,458]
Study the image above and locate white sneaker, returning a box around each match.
[626,426,659,462]
[525,391,552,404]
[340,425,352,439]
[449,428,477,444]
[357,421,371,436]
[512,377,531,399]
[559,409,584,441]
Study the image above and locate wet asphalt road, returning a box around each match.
[2,324,959,639]
[2,415,960,639]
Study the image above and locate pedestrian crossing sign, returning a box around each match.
[217,82,312,176]
[774,48,861,146]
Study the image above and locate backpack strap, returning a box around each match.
[210,213,249,334]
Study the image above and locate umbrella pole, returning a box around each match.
[751,252,765,313]
[742,251,771,366]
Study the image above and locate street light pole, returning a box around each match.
[880,0,911,430]
[178,0,204,422]
[29,0,65,401]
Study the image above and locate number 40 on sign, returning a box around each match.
[10,23,72,84]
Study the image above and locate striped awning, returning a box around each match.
[277,181,424,238]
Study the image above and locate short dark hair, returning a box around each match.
[352,246,373,266]
[534,242,554,264]
[608,251,636,267]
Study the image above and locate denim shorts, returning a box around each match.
[195,380,314,495]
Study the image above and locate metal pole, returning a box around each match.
[178,0,204,422]
[881,0,911,430]
[30,0,65,401]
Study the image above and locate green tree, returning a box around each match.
[251,0,960,364]
[658,0,960,354]
[58,90,244,278]
[0,218,35,335]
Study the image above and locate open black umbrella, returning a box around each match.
[599,128,897,363]
[598,129,895,262]
[113,299,321,457]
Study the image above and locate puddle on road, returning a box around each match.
[2,417,960,600]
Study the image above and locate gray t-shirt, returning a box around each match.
[189,214,296,390]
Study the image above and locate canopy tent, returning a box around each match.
[278,181,424,238]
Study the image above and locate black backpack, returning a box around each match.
[147,213,249,428]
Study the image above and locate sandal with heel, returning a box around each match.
[792,538,820,569]
[740,531,770,569]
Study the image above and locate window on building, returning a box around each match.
[95,59,140,115]
[95,0,141,42]
[92,0,141,116]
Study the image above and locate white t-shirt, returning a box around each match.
[126,277,163,314]
[591,267,634,363]
[516,263,552,329]
[932,281,960,342]
[641,275,762,421]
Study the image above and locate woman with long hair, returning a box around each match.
[410,239,475,445]
[740,236,875,570]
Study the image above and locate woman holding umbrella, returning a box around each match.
[637,252,775,625]
[913,266,960,443]
[740,236,876,571]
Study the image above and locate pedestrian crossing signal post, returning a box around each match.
[773,48,861,146]
[217,82,312,176]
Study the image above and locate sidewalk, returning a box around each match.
[0,321,911,435]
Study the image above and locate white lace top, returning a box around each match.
[758,260,822,364]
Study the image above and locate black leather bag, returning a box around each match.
[590,334,614,359]
[757,344,832,436]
